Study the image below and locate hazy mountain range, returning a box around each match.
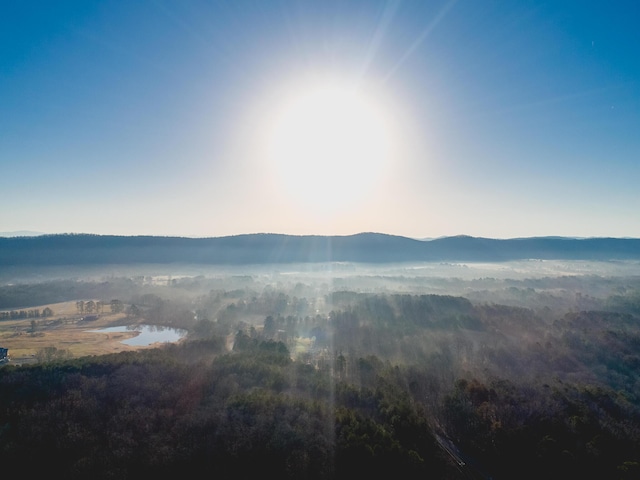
[1,233,640,266]
[0,231,46,238]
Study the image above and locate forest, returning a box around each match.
[1,260,640,479]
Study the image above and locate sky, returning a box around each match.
[1,0,639,239]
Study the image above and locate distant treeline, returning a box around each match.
[0,307,53,320]
[0,279,139,310]
[2,233,640,265]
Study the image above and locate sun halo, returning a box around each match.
[264,79,395,214]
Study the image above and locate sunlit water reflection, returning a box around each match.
[88,325,187,346]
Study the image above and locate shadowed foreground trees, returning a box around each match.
[2,289,640,479]
[0,339,455,479]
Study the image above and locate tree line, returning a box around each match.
[0,307,53,320]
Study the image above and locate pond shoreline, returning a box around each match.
[86,324,188,347]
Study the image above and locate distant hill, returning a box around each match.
[0,231,45,238]
[1,233,639,266]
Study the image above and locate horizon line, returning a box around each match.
[2,231,639,241]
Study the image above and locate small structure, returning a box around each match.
[0,347,8,362]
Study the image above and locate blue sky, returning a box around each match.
[1,1,639,238]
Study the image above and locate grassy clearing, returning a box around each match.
[0,301,145,364]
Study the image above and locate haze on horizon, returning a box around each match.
[1,1,639,240]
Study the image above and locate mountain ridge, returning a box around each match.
[1,232,639,266]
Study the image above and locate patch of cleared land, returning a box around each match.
[0,301,155,365]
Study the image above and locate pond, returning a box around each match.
[88,325,187,346]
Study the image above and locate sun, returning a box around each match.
[264,78,395,214]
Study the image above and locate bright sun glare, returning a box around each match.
[265,79,395,214]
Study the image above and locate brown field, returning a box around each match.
[0,301,158,365]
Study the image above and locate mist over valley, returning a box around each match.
[2,233,640,478]
[3,0,640,477]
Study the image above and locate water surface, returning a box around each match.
[89,325,187,346]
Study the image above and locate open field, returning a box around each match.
[0,301,154,364]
